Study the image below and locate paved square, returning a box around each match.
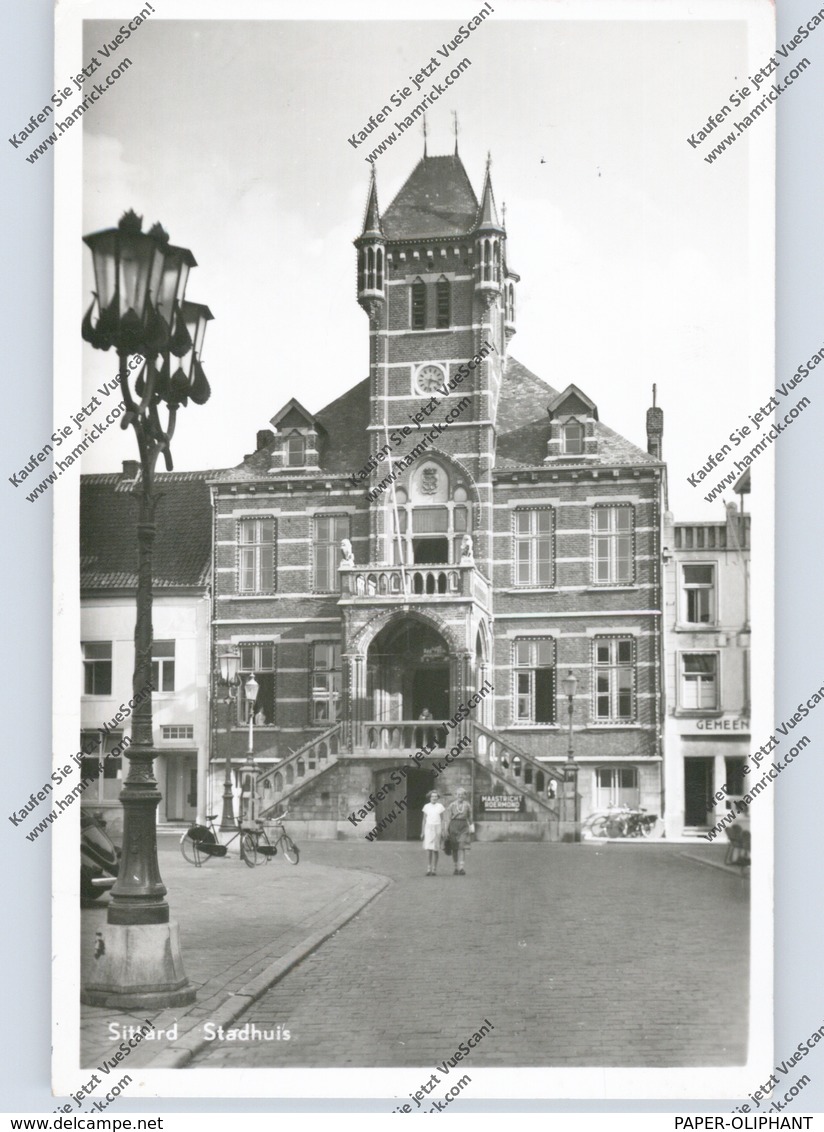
[190,842,749,1068]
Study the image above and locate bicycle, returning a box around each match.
[180,811,300,868]
[603,807,658,839]
[242,812,300,868]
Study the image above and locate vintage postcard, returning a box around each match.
[44,0,779,1105]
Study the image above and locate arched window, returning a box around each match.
[366,247,375,290]
[436,278,450,328]
[411,279,426,329]
[376,248,383,291]
[482,240,492,282]
[506,283,515,322]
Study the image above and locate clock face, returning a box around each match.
[415,364,445,395]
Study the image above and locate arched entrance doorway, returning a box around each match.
[367,620,451,723]
[371,765,437,841]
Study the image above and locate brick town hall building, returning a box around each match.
[210,149,668,840]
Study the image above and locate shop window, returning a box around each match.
[595,766,639,809]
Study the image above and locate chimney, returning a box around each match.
[256,429,275,452]
[646,384,663,459]
[122,460,140,479]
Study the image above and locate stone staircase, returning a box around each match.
[256,723,342,817]
[469,720,567,821]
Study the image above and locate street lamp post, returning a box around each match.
[561,670,580,842]
[80,210,213,1009]
[217,649,241,831]
[240,674,259,823]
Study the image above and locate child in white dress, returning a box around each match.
[421,790,445,876]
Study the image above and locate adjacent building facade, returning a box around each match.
[80,467,213,835]
[209,150,668,839]
[662,475,750,838]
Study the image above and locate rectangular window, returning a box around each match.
[592,506,634,584]
[238,518,275,593]
[237,643,276,725]
[594,637,635,722]
[562,421,584,455]
[513,509,553,586]
[82,642,112,695]
[285,435,305,466]
[436,280,450,328]
[514,639,556,724]
[680,652,718,710]
[312,642,341,724]
[150,640,175,692]
[595,766,639,809]
[411,281,427,329]
[161,724,194,741]
[683,564,715,624]
[314,515,351,591]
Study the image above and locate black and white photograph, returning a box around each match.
[9,0,810,1111]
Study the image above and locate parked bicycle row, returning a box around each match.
[180,811,300,868]
[582,806,659,839]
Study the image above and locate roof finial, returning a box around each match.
[453,110,459,154]
[652,382,657,407]
[502,201,507,228]
[486,149,492,171]
[423,114,428,158]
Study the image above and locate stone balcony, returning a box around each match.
[338,562,491,609]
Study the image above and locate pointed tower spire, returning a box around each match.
[423,114,428,158]
[360,166,382,238]
[476,152,503,231]
[453,111,459,155]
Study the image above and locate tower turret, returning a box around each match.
[355,169,386,312]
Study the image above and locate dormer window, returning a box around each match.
[285,433,305,467]
[562,421,584,455]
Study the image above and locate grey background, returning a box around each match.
[1,0,821,1115]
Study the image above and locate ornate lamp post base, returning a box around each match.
[81,921,195,1009]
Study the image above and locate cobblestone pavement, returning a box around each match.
[190,841,749,1069]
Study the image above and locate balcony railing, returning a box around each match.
[339,563,490,607]
[355,720,451,754]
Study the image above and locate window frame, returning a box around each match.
[284,432,306,467]
[236,642,277,726]
[562,419,585,455]
[512,507,554,588]
[592,636,636,723]
[237,516,276,594]
[682,562,716,625]
[679,650,720,712]
[150,640,175,693]
[435,278,450,329]
[512,638,557,726]
[411,279,427,329]
[82,641,113,696]
[591,504,635,586]
[594,765,640,809]
[313,514,351,592]
[311,641,342,725]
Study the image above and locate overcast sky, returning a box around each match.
[79,9,767,517]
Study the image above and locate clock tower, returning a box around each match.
[354,148,519,567]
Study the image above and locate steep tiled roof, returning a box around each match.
[80,470,214,589]
[494,357,658,470]
[382,155,479,239]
